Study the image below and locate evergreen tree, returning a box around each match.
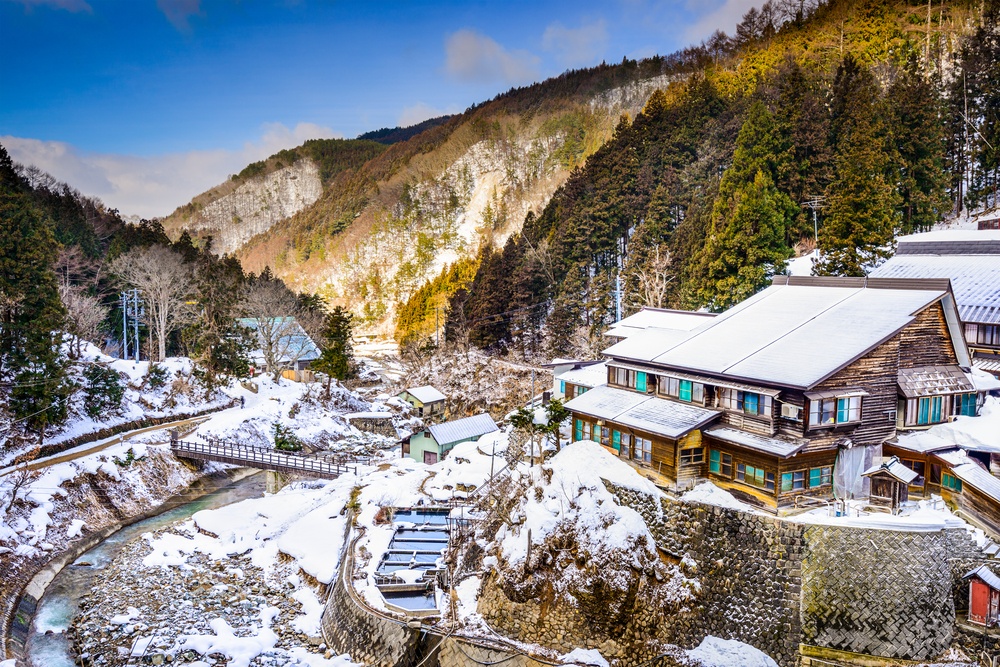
[817,57,899,276]
[313,306,354,398]
[888,63,948,234]
[0,155,70,440]
[694,101,795,309]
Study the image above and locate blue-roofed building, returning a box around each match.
[403,413,498,464]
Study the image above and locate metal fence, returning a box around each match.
[170,439,356,478]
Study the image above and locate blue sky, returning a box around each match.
[0,0,757,217]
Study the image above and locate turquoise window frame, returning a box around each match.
[574,419,583,441]
[743,392,759,414]
[559,380,566,395]
[635,371,647,393]
[959,393,977,417]
[612,430,621,451]
[679,380,692,402]
[709,449,721,474]
[781,472,793,492]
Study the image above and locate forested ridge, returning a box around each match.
[428,0,1000,358]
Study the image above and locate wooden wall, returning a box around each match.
[897,301,960,368]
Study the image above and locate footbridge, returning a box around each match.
[170,437,356,479]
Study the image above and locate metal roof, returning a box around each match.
[426,414,498,446]
[558,362,608,389]
[974,354,1000,374]
[606,308,716,339]
[953,461,1000,504]
[238,317,321,363]
[964,565,1000,590]
[606,281,948,389]
[862,456,919,484]
[704,425,807,458]
[402,385,447,404]
[897,365,975,398]
[871,253,1000,324]
[564,385,720,439]
[890,436,958,455]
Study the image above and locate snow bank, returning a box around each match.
[686,636,778,667]
[682,481,758,513]
[898,395,1000,453]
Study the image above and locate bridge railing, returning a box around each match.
[170,439,356,478]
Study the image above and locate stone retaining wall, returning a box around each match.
[347,416,398,439]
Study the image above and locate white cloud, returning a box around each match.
[444,29,540,85]
[685,0,761,42]
[397,102,459,128]
[2,122,340,219]
[156,0,201,32]
[542,19,608,68]
[3,0,92,11]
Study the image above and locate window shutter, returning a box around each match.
[636,372,647,392]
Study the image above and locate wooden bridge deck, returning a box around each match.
[170,440,356,479]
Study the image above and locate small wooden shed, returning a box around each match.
[862,456,918,515]
[964,565,1000,626]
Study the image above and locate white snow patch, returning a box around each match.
[686,636,778,667]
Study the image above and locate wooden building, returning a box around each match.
[964,565,1000,626]
[862,457,917,514]
[403,413,498,464]
[567,276,982,513]
[397,385,447,418]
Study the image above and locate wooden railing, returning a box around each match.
[170,440,355,478]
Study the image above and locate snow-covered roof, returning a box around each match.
[564,385,720,439]
[964,565,1000,590]
[862,456,919,485]
[704,426,807,458]
[238,317,321,363]
[604,278,961,389]
[427,413,498,446]
[953,460,1000,504]
[871,236,1000,324]
[400,385,446,404]
[895,396,1000,455]
[897,365,975,398]
[976,354,1000,374]
[605,308,716,339]
[558,361,608,389]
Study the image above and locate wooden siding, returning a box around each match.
[897,301,960,368]
[803,337,900,453]
[570,412,681,487]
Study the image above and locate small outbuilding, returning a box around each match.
[397,385,447,418]
[862,456,919,515]
[404,413,498,464]
[964,565,1000,626]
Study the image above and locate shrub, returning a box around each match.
[84,364,126,418]
[272,423,303,452]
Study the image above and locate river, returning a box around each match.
[24,469,266,667]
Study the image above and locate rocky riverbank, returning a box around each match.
[68,518,350,667]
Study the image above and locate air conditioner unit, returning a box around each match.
[781,404,801,419]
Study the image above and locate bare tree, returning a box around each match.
[3,449,40,514]
[241,281,311,381]
[59,284,109,359]
[110,245,193,361]
[635,246,674,309]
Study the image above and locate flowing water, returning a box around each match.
[25,469,266,667]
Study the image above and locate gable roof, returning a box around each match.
[964,565,1000,590]
[862,456,919,485]
[606,307,716,339]
[603,277,966,390]
[564,385,720,440]
[558,361,608,389]
[402,385,446,404]
[427,413,498,446]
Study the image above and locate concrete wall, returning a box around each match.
[347,416,397,438]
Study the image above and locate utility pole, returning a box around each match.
[120,292,129,360]
[435,307,440,347]
[802,196,826,256]
[131,289,141,362]
[615,272,622,322]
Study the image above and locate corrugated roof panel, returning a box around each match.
[953,461,1000,504]
[862,457,919,484]
[704,426,806,458]
[964,565,1000,590]
[405,385,446,403]
[898,365,975,398]
[427,414,498,446]
[871,254,1000,324]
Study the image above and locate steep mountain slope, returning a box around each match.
[161,138,386,256]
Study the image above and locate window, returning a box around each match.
[559,380,566,395]
[965,323,978,344]
[634,437,651,464]
[781,470,807,492]
[680,447,704,466]
[609,367,650,393]
[635,371,648,393]
[582,421,593,442]
[661,377,705,404]
[709,450,733,477]
[620,433,633,459]
[808,466,832,488]
[612,429,621,452]
[611,367,629,386]
[574,419,583,441]
[942,472,962,492]
[737,463,775,491]
[720,389,772,416]
[917,396,944,425]
[901,460,925,487]
[600,426,611,447]
[978,325,1000,346]
[809,395,862,428]
[955,393,978,417]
